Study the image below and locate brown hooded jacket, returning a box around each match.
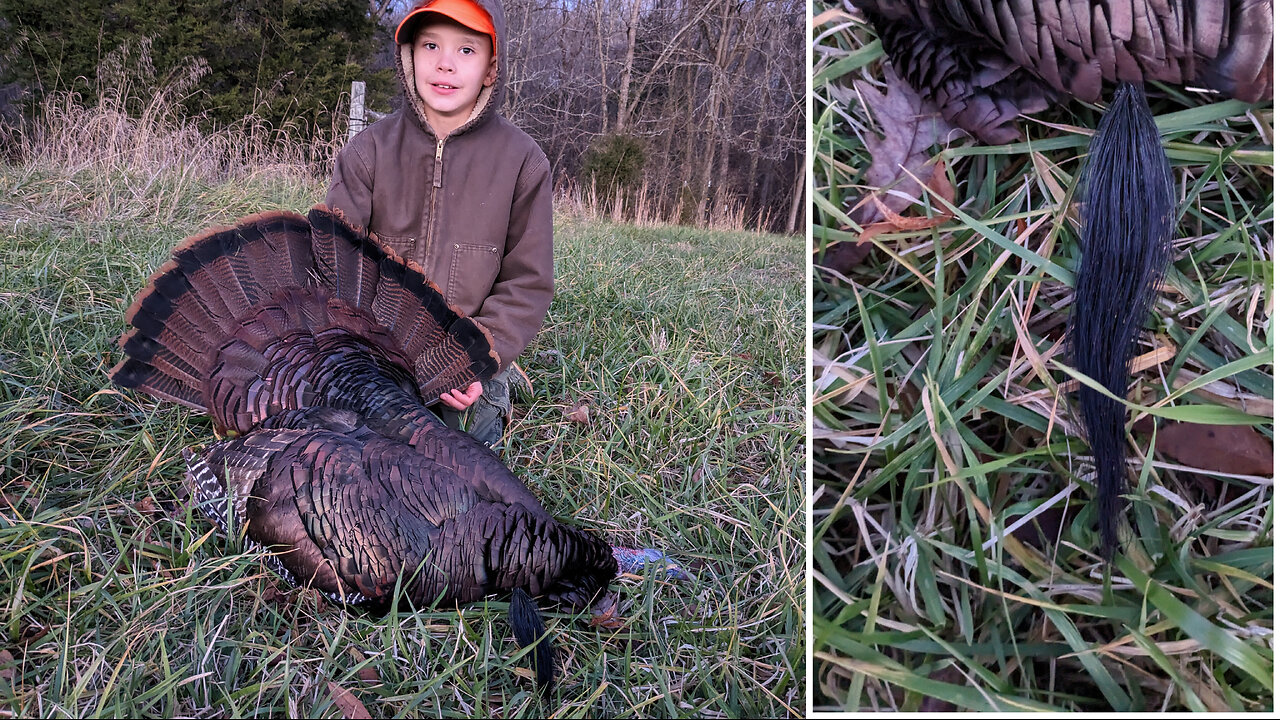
[326,0,553,371]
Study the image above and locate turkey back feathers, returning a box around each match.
[1070,83,1175,560]
[185,413,616,610]
[111,206,500,430]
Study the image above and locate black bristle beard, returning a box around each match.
[1069,83,1176,561]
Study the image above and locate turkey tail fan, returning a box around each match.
[1069,83,1175,560]
[110,211,316,410]
[306,206,501,397]
[112,206,500,422]
[509,587,556,698]
[306,205,383,310]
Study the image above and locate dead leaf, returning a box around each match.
[326,681,371,719]
[589,594,627,630]
[135,497,159,517]
[918,664,966,712]
[812,7,854,27]
[850,64,956,225]
[0,649,14,683]
[342,649,380,683]
[18,623,48,647]
[1,480,38,513]
[858,215,950,243]
[1156,422,1272,476]
[1007,503,1078,550]
[259,582,294,607]
[564,403,590,425]
[924,160,955,207]
[862,193,954,236]
[1173,370,1274,417]
[1131,415,1156,436]
[816,239,875,275]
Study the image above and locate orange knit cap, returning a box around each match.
[395,0,497,58]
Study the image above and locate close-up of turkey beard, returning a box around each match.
[811,0,1273,713]
[1,1,811,717]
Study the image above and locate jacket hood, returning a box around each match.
[395,0,507,139]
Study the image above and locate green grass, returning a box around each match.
[0,156,804,716]
[812,6,1273,713]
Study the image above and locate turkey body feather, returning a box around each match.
[112,206,617,694]
[190,406,614,609]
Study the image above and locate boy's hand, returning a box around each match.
[440,382,483,411]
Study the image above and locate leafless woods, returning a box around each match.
[375,0,804,233]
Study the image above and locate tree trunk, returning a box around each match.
[680,62,698,215]
[595,0,609,135]
[696,0,734,224]
[696,76,720,225]
[504,0,534,110]
[786,154,804,234]
[614,0,643,132]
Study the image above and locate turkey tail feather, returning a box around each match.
[509,587,555,697]
[1069,83,1175,560]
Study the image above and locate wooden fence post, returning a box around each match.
[349,81,366,140]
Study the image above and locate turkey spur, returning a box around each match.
[111,206,648,693]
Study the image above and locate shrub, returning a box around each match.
[578,132,645,201]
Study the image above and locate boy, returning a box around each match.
[326,0,553,448]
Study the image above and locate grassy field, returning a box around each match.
[813,6,1273,713]
[0,106,805,716]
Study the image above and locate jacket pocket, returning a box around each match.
[376,234,417,260]
[447,243,502,313]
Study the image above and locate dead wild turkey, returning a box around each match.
[851,0,1274,142]
[111,206,682,695]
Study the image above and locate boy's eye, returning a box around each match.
[422,41,437,50]
[460,47,474,55]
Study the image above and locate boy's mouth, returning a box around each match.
[431,82,459,91]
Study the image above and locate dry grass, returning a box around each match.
[554,178,771,234]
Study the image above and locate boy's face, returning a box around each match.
[412,19,497,135]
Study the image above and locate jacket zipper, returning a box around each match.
[425,137,445,260]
